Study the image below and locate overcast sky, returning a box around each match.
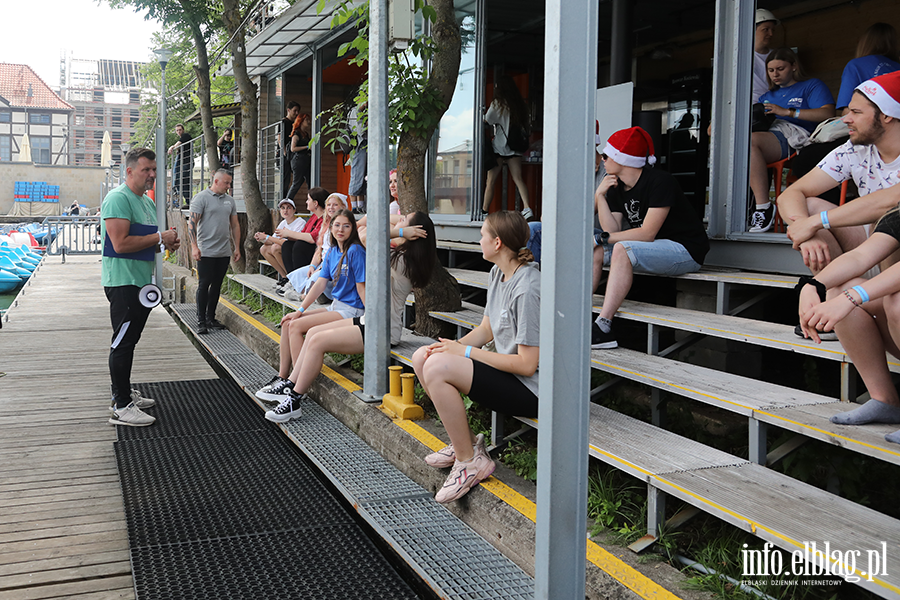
[1,0,161,87]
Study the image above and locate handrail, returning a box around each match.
[40,215,102,255]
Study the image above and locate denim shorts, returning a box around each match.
[600,239,701,276]
[771,130,791,160]
[328,299,365,319]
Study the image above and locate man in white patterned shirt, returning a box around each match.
[779,71,900,274]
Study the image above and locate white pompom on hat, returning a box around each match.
[856,71,900,119]
[602,126,657,168]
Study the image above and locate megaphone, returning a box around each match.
[139,283,162,308]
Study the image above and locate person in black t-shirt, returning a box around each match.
[167,123,193,208]
[590,127,709,349]
[281,101,301,197]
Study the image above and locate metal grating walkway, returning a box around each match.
[168,304,536,599]
[115,379,419,600]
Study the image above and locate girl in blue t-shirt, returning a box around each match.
[748,48,835,233]
[836,23,900,112]
[256,209,366,410]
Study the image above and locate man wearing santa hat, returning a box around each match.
[780,70,900,276]
[591,126,709,349]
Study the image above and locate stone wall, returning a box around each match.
[0,163,108,215]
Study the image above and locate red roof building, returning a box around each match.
[0,64,74,164]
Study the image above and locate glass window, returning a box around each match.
[0,136,10,161]
[31,136,50,164]
[0,112,10,123]
[430,1,477,216]
[29,113,50,124]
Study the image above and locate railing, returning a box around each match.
[247,0,292,39]
[41,216,102,256]
[167,134,209,209]
[257,121,284,208]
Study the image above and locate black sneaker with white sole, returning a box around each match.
[748,204,775,233]
[591,322,618,349]
[265,391,305,423]
[255,376,293,402]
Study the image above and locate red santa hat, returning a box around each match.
[602,126,656,168]
[856,71,900,119]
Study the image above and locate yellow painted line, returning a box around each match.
[220,297,281,343]
[392,418,681,599]
[322,364,361,393]
[754,409,900,459]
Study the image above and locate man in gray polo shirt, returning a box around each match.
[189,169,241,333]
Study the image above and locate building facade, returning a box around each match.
[61,57,145,167]
[0,64,74,165]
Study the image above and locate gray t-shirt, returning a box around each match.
[484,261,541,396]
[390,255,412,346]
[190,188,237,258]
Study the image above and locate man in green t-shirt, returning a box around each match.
[102,147,180,427]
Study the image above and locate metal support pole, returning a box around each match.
[610,0,632,85]
[359,0,390,400]
[155,62,169,288]
[748,418,767,465]
[647,485,666,539]
[708,0,754,237]
[535,1,597,598]
[311,47,323,188]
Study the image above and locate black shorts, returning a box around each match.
[353,316,365,340]
[467,359,538,418]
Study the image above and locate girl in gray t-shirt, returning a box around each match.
[413,211,540,503]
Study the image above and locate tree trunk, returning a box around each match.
[396,0,463,337]
[222,0,266,274]
[189,23,221,176]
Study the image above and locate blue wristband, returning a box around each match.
[298,306,305,314]
[399,228,404,238]
[465,345,472,358]
[851,285,869,304]
[820,211,831,230]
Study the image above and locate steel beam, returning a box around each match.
[361,0,390,399]
[534,0,598,597]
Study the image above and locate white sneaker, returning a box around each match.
[284,289,303,302]
[255,376,293,403]
[109,389,156,412]
[109,402,156,427]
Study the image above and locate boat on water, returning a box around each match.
[0,223,58,250]
[0,240,42,293]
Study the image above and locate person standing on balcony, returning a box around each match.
[752,10,779,104]
[347,100,368,214]
[167,123,193,209]
[483,76,533,220]
[287,113,312,201]
[280,101,301,197]
[189,169,241,334]
[217,128,234,169]
[103,147,180,427]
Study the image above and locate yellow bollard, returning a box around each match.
[381,366,424,420]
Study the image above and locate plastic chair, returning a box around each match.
[768,153,796,233]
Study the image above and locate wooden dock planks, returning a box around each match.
[0,255,216,599]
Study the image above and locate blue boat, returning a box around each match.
[0,269,20,293]
[0,255,30,280]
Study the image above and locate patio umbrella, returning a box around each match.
[17,134,31,162]
[100,131,113,167]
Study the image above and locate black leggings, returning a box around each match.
[106,285,152,408]
[196,256,231,323]
[281,239,317,275]
[286,154,311,200]
[467,359,539,418]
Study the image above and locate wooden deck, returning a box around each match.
[0,255,216,600]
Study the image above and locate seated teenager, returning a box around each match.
[285,192,346,301]
[797,205,900,444]
[255,209,366,411]
[748,48,835,232]
[591,126,710,349]
[253,198,305,288]
[262,212,436,423]
[281,187,328,282]
[779,71,900,273]
[413,211,540,503]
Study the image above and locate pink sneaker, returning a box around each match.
[434,438,495,503]
[424,433,485,468]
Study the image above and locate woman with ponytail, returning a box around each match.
[412,210,541,503]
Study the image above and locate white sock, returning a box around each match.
[755,201,771,210]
